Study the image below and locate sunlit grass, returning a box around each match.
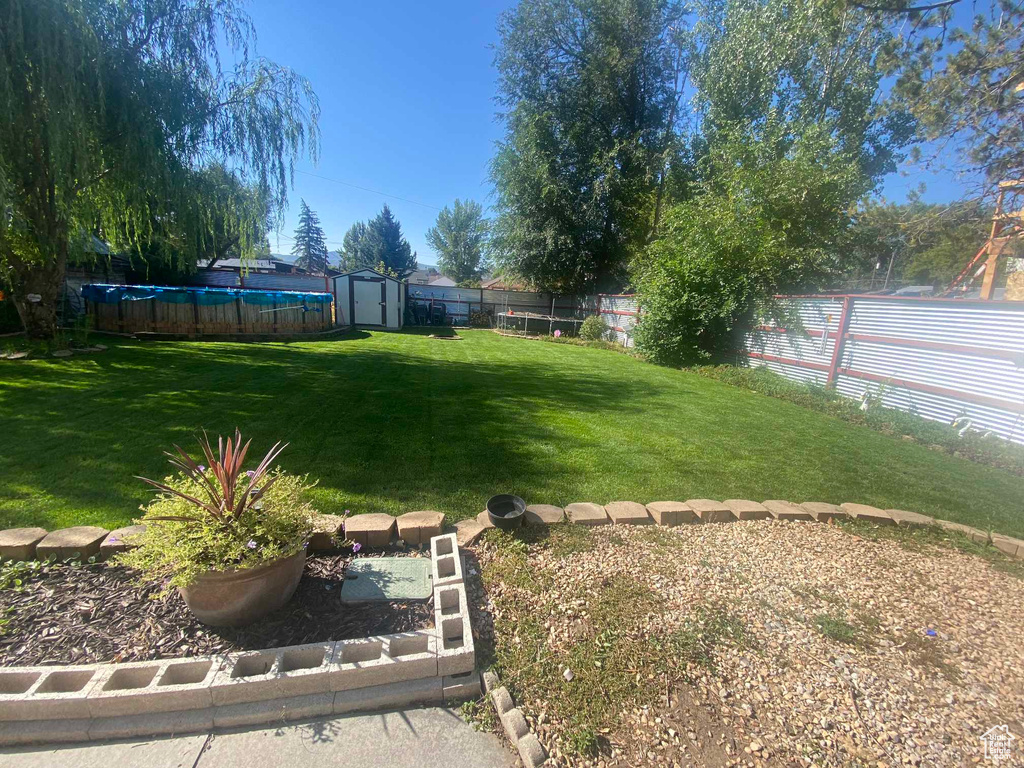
[1,328,1022,536]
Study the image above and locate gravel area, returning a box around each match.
[0,552,433,666]
[475,521,1024,767]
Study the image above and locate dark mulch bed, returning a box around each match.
[0,552,433,666]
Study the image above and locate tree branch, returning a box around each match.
[850,0,961,12]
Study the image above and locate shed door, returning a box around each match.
[352,277,386,325]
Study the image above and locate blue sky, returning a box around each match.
[247,0,976,267]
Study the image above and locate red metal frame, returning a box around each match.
[776,293,1024,307]
[837,368,1024,414]
[746,351,830,372]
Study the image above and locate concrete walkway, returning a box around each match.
[1,707,516,768]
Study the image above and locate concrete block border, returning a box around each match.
[482,668,548,768]
[0,533,478,747]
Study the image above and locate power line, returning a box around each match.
[295,170,443,211]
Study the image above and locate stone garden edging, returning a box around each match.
[0,533,477,747]
[454,498,1024,561]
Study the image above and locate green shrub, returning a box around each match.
[117,431,315,591]
[579,315,605,341]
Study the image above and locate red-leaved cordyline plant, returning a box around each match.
[137,429,288,527]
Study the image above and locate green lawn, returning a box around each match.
[2,328,1022,537]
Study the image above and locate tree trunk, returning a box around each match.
[6,246,67,340]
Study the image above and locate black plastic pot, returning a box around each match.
[486,494,526,530]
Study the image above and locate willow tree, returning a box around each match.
[0,0,319,338]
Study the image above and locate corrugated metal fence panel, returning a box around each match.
[598,295,639,347]
[743,297,1024,444]
[191,270,240,287]
[405,285,584,324]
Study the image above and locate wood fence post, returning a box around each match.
[826,297,852,387]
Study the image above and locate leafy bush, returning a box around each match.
[118,431,315,591]
[579,315,605,341]
[694,365,1024,476]
[633,125,866,366]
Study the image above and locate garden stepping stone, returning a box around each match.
[525,504,565,525]
[685,499,733,523]
[343,514,396,548]
[0,527,48,561]
[565,502,609,526]
[722,499,772,521]
[340,557,432,602]
[455,519,486,547]
[886,509,936,528]
[604,501,651,525]
[396,510,445,545]
[35,526,108,560]
[840,503,895,526]
[308,514,346,551]
[800,501,846,523]
[99,525,146,559]
[645,501,693,527]
[7,351,28,360]
[476,510,496,530]
[763,500,813,521]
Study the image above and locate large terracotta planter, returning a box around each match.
[179,549,306,627]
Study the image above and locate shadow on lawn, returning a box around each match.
[0,337,664,527]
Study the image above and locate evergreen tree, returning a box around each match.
[365,204,417,277]
[338,221,373,272]
[291,200,328,275]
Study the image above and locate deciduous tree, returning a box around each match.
[0,0,319,337]
[426,200,489,284]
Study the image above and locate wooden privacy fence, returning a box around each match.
[84,284,334,336]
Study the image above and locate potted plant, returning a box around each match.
[118,429,315,627]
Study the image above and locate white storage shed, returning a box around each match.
[332,268,405,329]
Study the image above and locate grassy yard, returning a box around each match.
[2,328,1023,537]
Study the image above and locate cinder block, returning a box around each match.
[604,501,652,525]
[397,510,446,545]
[886,509,937,528]
[344,513,396,548]
[333,675,443,715]
[490,686,513,715]
[936,519,990,544]
[87,707,213,741]
[721,499,771,521]
[209,649,279,706]
[99,525,146,560]
[0,717,92,746]
[565,503,609,525]
[501,707,530,742]
[87,657,221,717]
[431,533,464,587]
[209,642,333,706]
[525,505,565,525]
[35,526,108,560]
[0,666,100,721]
[0,527,48,561]
[308,514,345,551]
[645,501,693,526]
[330,631,437,691]
[517,732,548,768]
[800,502,846,523]
[442,671,481,703]
[434,582,475,676]
[685,499,734,523]
[763,500,813,522]
[841,503,895,526]
[213,692,334,728]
